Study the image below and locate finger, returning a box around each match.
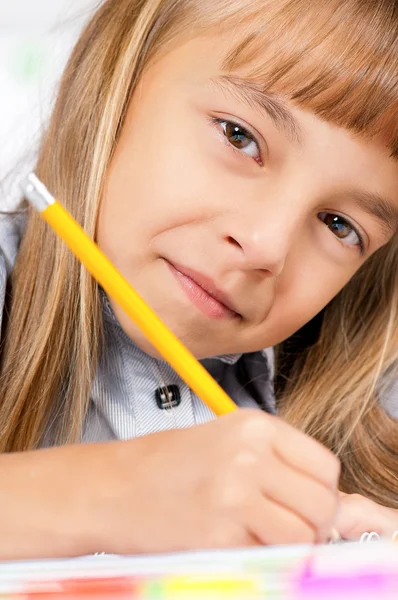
[244,490,317,545]
[335,497,375,539]
[259,454,338,542]
[271,418,340,490]
[199,519,263,549]
[336,494,398,539]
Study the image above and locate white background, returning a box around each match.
[0,0,99,180]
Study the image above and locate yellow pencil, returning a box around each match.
[22,174,237,416]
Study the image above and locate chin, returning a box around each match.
[123,324,234,360]
[113,302,249,359]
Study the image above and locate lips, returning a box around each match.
[165,259,240,319]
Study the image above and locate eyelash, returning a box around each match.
[317,212,366,255]
[210,117,263,166]
[210,117,366,255]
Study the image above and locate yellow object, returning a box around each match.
[41,201,237,417]
[161,575,260,598]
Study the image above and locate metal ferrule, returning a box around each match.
[21,173,55,212]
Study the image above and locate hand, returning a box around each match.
[336,491,398,540]
[89,409,340,553]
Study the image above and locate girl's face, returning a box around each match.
[97,36,398,358]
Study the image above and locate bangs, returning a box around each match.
[220,0,398,157]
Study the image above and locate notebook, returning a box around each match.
[0,535,397,599]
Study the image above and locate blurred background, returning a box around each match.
[0,0,100,187]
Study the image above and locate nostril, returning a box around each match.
[225,235,243,249]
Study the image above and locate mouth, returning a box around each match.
[164,259,241,320]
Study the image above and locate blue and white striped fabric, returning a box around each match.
[83,295,275,442]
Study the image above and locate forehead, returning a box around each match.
[175,0,398,158]
[153,26,398,163]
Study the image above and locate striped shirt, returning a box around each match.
[82,292,275,442]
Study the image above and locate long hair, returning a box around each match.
[0,0,397,506]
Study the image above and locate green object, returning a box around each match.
[13,41,46,82]
[145,580,164,598]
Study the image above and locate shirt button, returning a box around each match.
[155,385,181,409]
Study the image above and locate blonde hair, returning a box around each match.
[0,0,397,506]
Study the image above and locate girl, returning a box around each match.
[0,0,397,559]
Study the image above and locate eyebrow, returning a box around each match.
[348,190,398,237]
[211,75,304,146]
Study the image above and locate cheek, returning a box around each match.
[97,106,220,261]
[265,254,357,345]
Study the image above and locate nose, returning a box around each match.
[222,203,300,277]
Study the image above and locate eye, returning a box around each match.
[214,118,262,165]
[318,212,364,254]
